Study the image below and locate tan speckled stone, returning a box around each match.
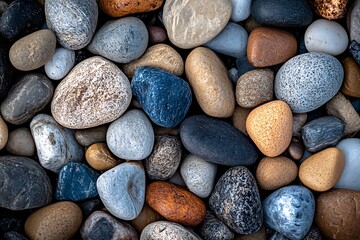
[310,0,349,20]
[185,47,235,118]
[341,57,360,98]
[299,147,345,192]
[232,106,253,135]
[0,114,8,150]
[85,143,120,171]
[246,100,293,157]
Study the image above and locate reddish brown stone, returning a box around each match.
[341,57,360,98]
[99,0,164,17]
[148,26,168,44]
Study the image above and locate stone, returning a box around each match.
[106,109,154,160]
[326,92,360,135]
[310,0,349,20]
[81,211,139,240]
[304,19,348,56]
[45,0,98,50]
[0,0,44,41]
[263,185,315,240]
[180,115,258,166]
[301,116,344,152]
[334,138,360,191]
[235,225,267,240]
[168,169,186,187]
[209,166,263,234]
[348,0,360,43]
[132,67,192,127]
[0,114,8,150]
[24,201,82,240]
[180,154,217,198]
[0,45,13,100]
[130,204,162,233]
[199,211,235,240]
[45,48,76,80]
[185,47,235,118]
[75,125,108,147]
[232,106,252,135]
[349,40,360,65]
[287,140,304,161]
[231,0,252,22]
[352,98,360,112]
[140,221,201,240]
[148,26,168,44]
[299,147,345,192]
[88,17,148,64]
[3,231,28,240]
[97,162,146,220]
[275,52,344,113]
[85,143,120,171]
[122,44,184,78]
[205,22,248,58]
[315,189,360,240]
[251,0,313,27]
[0,1,7,15]
[145,135,182,180]
[30,114,84,173]
[9,29,56,71]
[244,17,263,33]
[341,57,360,98]
[229,68,240,82]
[99,0,163,17]
[292,113,307,138]
[247,27,297,67]
[51,56,132,129]
[256,156,298,191]
[236,68,274,108]
[55,162,100,201]
[1,73,53,125]
[303,226,322,240]
[78,198,102,218]
[236,55,255,76]
[0,156,52,210]
[146,181,206,227]
[6,128,35,157]
[246,100,293,157]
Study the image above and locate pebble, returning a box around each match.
[236,225,267,240]
[24,201,82,240]
[146,181,206,226]
[0,45,13,100]
[0,156,52,210]
[348,0,360,43]
[256,156,298,191]
[168,169,186,187]
[311,0,349,20]
[251,0,313,27]
[185,47,235,118]
[132,67,192,127]
[148,26,168,44]
[3,231,29,240]
[246,100,293,157]
[1,73,53,125]
[349,40,360,66]
[30,114,84,173]
[304,19,348,56]
[236,55,255,76]
[180,115,258,166]
[123,44,184,78]
[75,125,107,147]
[130,204,162,233]
[106,109,154,160]
[287,139,304,160]
[81,211,139,240]
[236,68,274,108]
[229,67,240,82]
[78,198,102,218]
[96,162,146,220]
[315,189,360,240]
[247,27,297,67]
[0,1,7,15]
[5,128,35,157]
[44,48,75,80]
[275,52,344,113]
[231,0,252,22]
[199,211,235,240]
[334,138,360,190]
[0,114,7,150]
[99,0,163,17]
[263,185,315,240]
[299,147,345,192]
[51,56,132,129]
[209,166,262,234]
[88,17,148,64]
[303,225,322,240]
[45,0,98,50]
[232,106,252,135]
[145,135,182,180]
[9,29,56,71]
[85,143,119,171]
[341,57,360,98]
[205,22,248,58]
[180,154,217,198]
[140,221,201,240]
[292,113,307,138]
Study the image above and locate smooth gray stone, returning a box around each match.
[6,128,35,157]
[140,221,201,240]
[75,125,108,147]
[348,0,360,44]
[199,211,235,240]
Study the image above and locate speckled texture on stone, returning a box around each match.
[75,125,108,147]
[348,40,360,66]
[348,0,360,43]
[6,128,35,157]
[275,52,344,113]
[99,0,163,17]
[3,231,29,240]
[140,221,201,240]
[311,0,349,20]
[209,166,263,234]
[199,211,235,240]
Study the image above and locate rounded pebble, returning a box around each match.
[6,128,35,157]
[287,139,304,160]
[341,57,360,98]
[232,106,252,135]
[0,45,13,100]
[75,125,108,147]
[293,113,308,138]
[130,204,162,233]
[0,114,8,150]
[348,0,360,43]
[199,211,235,240]
[45,48,75,80]
[85,143,119,171]
[231,0,252,22]
[99,0,163,17]
[311,0,349,20]
[140,221,201,240]
[148,25,168,44]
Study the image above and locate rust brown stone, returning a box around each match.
[99,0,164,17]
[341,57,360,98]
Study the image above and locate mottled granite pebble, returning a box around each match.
[199,211,235,240]
[349,40,360,65]
[6,128,35,157]
[140,221,201,240]
[45,48,75,80]
[75,125,107,147]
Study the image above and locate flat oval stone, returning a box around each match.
[99,0,163,17]
[311,0,349,20]
[0,45,13,100]
[24,201,82,240]
[75,125,108,147]
[30,114,84,173]
[209,166,263,234]
[199,211,235,240]
[9,29,56,71]
[130,204,162,233]
[106,109,154,160]
[88,17,148,63]
[45,0,98,50]
[1,73,53,125]
[6,128,35,157]
[162,0,232,49]
[0,114,8,150]
[51,56,132,129]
[180,115,258,166]
[140,221,201,240]
[0,156,52,210]
[85,143,119,171]
[341,57,360,98]
[97,162,146,220]
[275,52,344,113]
[231,0,252,22]
[185,47,235,118]
[45,48,75,80]
[263,185,315,240]
[348,0,360,43]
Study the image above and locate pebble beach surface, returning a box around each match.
[0,0,359,239]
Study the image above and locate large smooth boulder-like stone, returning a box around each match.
[140,221,202,240]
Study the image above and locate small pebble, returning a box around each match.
[232,106,252,135]
[75,125,108,147]
[78,199,102,218]
[292,113,307,138]
[199,211,235,240]
[348,0,360,43]
[130,204,162,233]
[44,48,75,80]
[148,25,168,44]
[140,221,201,240]
[0,114,8,150]
[85,143,120,171]
[341,57,360,98]
[168,169,186,187]
[99,0,163,17]
[230,0,252,22]
[349,40,360,65]
[236,55,255,76]
[5,128,34,157]
[229,68,240,82]
[287,139,304,160]
[235,225,267,240]
[311,0,349,20]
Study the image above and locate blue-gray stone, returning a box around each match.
[303,226,322,240]
[236,55,255,76]
[78,198,102,218]
[352,98,360,112]
[3,231,29,240]
[199,211,235,240]
[55,162,100,201]
[209,166,263,234]
[132,67,192,128]
[180,115,258,166]
[263,185,315,240]
[349,40,360,66]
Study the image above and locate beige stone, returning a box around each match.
[85,143,120,171]
[341,57,360,98]
[232,106,252,135]
[0,114,8,150]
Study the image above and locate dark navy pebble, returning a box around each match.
[352,98,360,112]
[0,44,13,100]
